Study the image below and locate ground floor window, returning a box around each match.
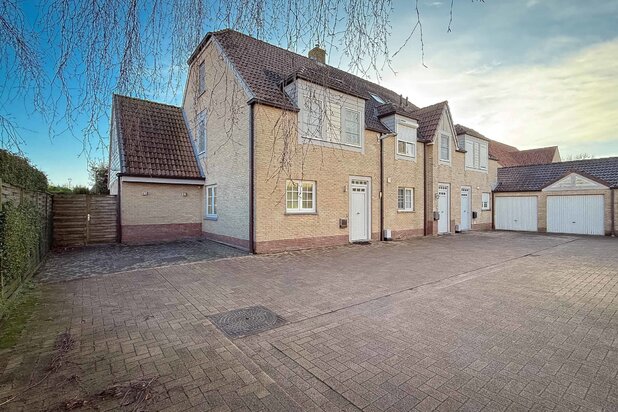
[206,185,217,218]
[481,192,491,210]
[397,187,414,211]
[286,180,316,213]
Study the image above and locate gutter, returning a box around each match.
[249,103,256,253]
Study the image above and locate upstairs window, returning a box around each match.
[397,188,414,211]
[198,62,206,94]
[465,138,488,170]
[396,123,417,158]
[440,133,450,162]
[286,180,316,213]
[303,95,323,140]
[206,185,217,218]
[342,108,361,146]
[197,111,206,154]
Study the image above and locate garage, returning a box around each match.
[495,196,538,231]
[494,158,618,237]
[547,195,604,235]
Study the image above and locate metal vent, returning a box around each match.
[208,306,285,338]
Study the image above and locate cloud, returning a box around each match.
[381,39,618,157]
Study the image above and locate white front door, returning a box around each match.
[438,183,450,234]
[547,195,604,235]
[349,178,370,242]
[460,187,471,231]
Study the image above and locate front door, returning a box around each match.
[438,183,450,234]
[460,187,471,231]
[349,178,369,241]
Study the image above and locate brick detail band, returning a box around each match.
[203,231,250,251]
[390,228,424,240]
[471,222,492,231]
[122,223,201,243]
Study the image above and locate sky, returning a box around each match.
[5,0,618,186]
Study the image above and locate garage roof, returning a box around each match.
[495,157,618,192]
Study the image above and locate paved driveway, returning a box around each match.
[0,232,616,411]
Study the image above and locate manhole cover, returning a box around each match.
[208,306,285,338]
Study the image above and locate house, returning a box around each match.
[108,29,565,250]
[108,95,205,243]
[493,157,618,236]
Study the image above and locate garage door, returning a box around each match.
[547,195,604,235]
[495,196,538,231]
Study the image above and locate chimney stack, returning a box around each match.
[308,45,326,64]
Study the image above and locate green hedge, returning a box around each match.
[0,149,48,192]
[0,201,41,289]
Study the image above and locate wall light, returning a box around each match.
[182,192,188,197]
[142,191,148,196]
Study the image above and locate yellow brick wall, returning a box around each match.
[614,189,617,235]
[183,38,251,241]
[253,104,381,244]
[381,135,425,238]
[121,182,203,225]
[495,189,613,234]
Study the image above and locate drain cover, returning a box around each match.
[208,306,285,338]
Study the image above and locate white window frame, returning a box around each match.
[397,187,414,212]
[481,192,491,210]
[395,121,418,159]
[286,180,316,214]
[197,111,206,154]
[198,62,206,94]
[439,133,451,162]
[342,107,361,146]
[205,185,217,218]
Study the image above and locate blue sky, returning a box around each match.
[6,0,618,186]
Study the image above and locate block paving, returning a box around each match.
[0,232,616,411]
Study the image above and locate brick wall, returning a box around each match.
[183,37,251,246]
[253,104,381,252]
[121,181,202,243]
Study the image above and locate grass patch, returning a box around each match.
[0,283,40,349]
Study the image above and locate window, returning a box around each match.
[342,108,361,146]
[303,95,323,139]
[397,188,414,211]
[464,138,488,170]
[440,134,450,161]
[197,111,206,154]
[206,185,217,218]
[482,192,491,210]
[396,123,416,158]
[369,93,385,104]
[198,62,206,94]
[286,180,316,213]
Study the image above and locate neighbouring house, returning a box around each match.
[493,157,618,236]
[108,29,568,250]
[109,95,205,243]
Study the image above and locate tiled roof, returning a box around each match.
[205,29,419,133]
[495,157,618,192]
[114,95,202,179]
[410,101,448,142]
[455,124,490,141]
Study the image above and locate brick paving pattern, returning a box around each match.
[37,238,246,283]
[0,232,616,411]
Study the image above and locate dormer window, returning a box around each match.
[396,123,417,158]
[464,137,488,171]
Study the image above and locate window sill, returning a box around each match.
[397,209,415,213]
[396,153,416,160]
[285,211,317,216]
[301,136,362,150]
[204,215,218,221]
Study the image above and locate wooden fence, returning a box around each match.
[52,195,118,247]
[0,180,52,303]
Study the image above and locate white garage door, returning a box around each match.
[495,196,538,231]
[547,195,604,235]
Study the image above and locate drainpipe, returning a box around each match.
[249,103,256,253]
[611,188,616,237]
[117,175,122,243]
[378,133,396,241]
[423,143,428,236]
